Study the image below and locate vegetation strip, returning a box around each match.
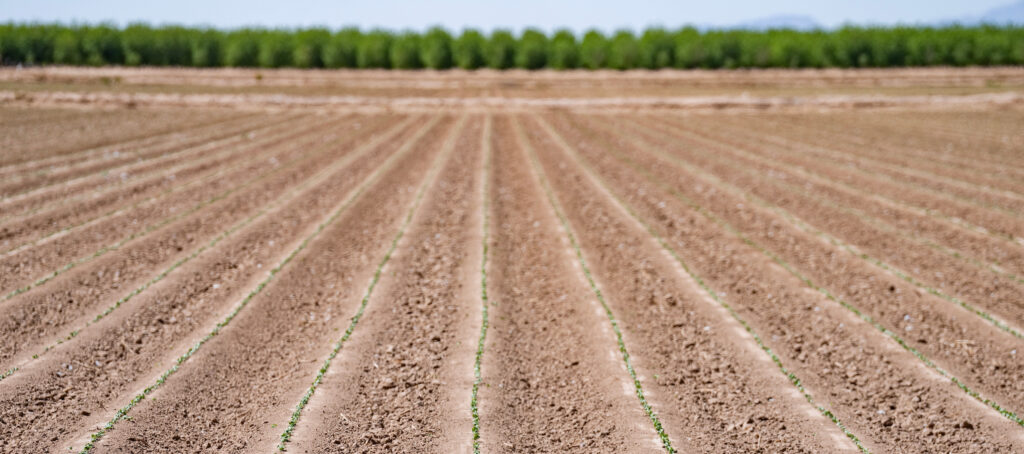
[580,117,1024,428]
[515,116,676,454]
[0,116,415,382]
[470,115,492,453]
[0,116,355,304]
[276,115,463,450]
[78,117,438,453]
[625,116,1024,339]
[3,23,1023,70]
[534,117,869,452]
[0,114,324,258]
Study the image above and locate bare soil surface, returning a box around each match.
[1,67,1022,453]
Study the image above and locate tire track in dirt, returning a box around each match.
[277,115,478,453]
[569,113,1024,424]
[550,112,1024,453]
[619,114,1024,336]
[0,112,271,197]
[0,115,401,369]
[0,115,417,383]
[527,114,860,453]
[0,113,327,255]
[0,113,361,302]
[81,115,453,453]
[475,115,657,453]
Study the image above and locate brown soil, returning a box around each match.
[1,67,1023,454]
[542,113,1024,452]
[475,116,656,453]
[289,115,484,453]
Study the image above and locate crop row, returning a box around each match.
[3,23,1024,69]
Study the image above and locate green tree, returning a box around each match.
[225,29,261,67]
[580,30,609,69]
[292,28,329,68]
[358,30,392,68]
[640,28,673,68]
[548,29,579,69]
[421,27,453,69]
[515,28,548,69]
[53,28,82,65]
[453,29,485,69]
[608,30,641,69]
[190,29,224,67]
[484,29,516,69]
[390,31,422,69]
[323,28,361,68]
[258,30,293,68]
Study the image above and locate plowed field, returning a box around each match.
[2,67,1023,453]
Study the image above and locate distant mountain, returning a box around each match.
[979,1,1024,24]
[731,15,821,31]
[941,0,1024,25]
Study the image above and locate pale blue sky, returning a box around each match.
[0,0,1015,31]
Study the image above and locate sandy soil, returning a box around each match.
[1,67,1023,453]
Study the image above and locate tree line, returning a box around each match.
[2,23,1022,69]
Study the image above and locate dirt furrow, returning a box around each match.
[702,113,1024,222]
[551,112,1024,453]
[671,132,1024,332]
[0,113,330,254]
[280,116,481,453]
[527,114,858,453]
[646,114,1024,275]
[476,115,657,453]
[0,111,257,185]
[0,115,440,454]
[0,112,309,220]
[470,116,492,453]
[0,115,404,368]
[567,113,1024,422]
[617,114,1024,332]
[0,114,362,299]
[0,112,269,196]
[0,110,255,181]
[0,108,235,167]
[774,111,1024,177]
[79,116,453,453]
[715,112,1024,187]
[0,116,418,382]
[765,112,1024,181]
[691,114,1024,215]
